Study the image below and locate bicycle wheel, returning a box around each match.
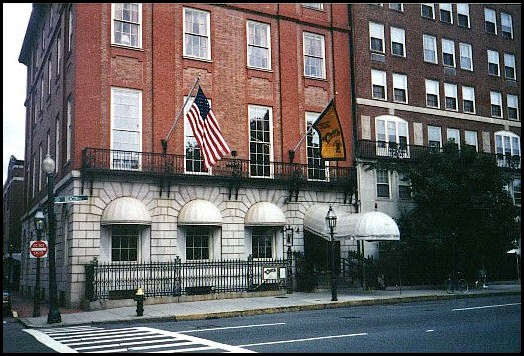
[457,279,468,293]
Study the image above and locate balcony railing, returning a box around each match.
[81,147,357,187]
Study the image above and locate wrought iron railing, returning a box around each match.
[84,256,290,301]
[81,147,357,186]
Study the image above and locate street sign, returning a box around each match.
[54,195,88,204]
[30,240,48,258]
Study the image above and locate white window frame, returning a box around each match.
[487,49,500,76]
[47,60,52,95]
[397,172,412,200]
[305,112,328,181]
[68,7,73,52]
[464,130,478,151]
[371,69,387,100]
[425,79,440,108]
[439,3,453,24]
[375,115,410,158]
[111,3,142,48]
[457,3,470,28]
[302,3,323,10]
[303,32,326,79]
[447,128,460,149]
[444,83,458,111]
[66,97,72,162]
[389,3,403,12]
[504,53,516,80]
[183,7,211,61]
[428,125,442,149]
[441,38,455,67]
[38,144,42,192]
[495,130,520,169]
[55,115,60,174]
[392,73,408,103]
[183,95,212,175]
[421,3,435,19]
[507,94,519,121]
[462,86,475,114]
[459,42,473,71]
[248,105,274,178]
[246,20,271,70]
[490,91,503,118]
[369,22,385,53]
[484,8,497,35]
[423,34,437,64]
[56,34,61,76]
[32,156,36,198]
[390,26,405,57]
[376,170,391,199]
[501,12,513,39]
[110,87,143,170]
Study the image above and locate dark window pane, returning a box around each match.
[427,94,438,107]
[392,42,404,56]
[446,97,457,110]
[458,14,469,27]
[394,88,406,102]
[463,100,474,113]
[485,21,496,34]
[371,38,383,52]
[373,85,385,99]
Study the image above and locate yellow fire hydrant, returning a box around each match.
[134,287,145,316]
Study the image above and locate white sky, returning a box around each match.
[3,3,32,185]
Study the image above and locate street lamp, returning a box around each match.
[284,226,294,294]
[325,204,337,301]
[42,153,61,324]
[33,210,45,317]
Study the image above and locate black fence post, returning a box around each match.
[85,257,98,301]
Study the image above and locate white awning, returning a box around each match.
[303,204,360,240]
[101,197,151,225]
[353,211,400,241]
[178,199,222,226]
[245,202,286,226]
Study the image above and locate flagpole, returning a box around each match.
[161,73,201,154]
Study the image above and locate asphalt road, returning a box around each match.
[3,294,521,353]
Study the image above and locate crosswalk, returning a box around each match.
[24,325,254,353]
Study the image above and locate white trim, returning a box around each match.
[303,31,326,79]
[110,3,142,49]
[246,20,271,70]
[183,7,211,61]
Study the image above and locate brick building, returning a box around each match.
[18,3,362,307]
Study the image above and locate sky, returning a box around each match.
[3,3,32,185]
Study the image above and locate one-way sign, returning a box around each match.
[54,195,88,204]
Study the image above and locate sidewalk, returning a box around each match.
[12,281,521,329]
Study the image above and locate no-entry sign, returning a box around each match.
[30,240,48,258]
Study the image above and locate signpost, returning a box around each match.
[54,195,88,204]
[30,240,48,259]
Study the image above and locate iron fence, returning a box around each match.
[85,256,290,301]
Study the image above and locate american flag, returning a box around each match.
[186,86,231,170]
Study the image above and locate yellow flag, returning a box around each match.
[312,99,346,160]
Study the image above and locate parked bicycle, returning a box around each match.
[446,271,469,294]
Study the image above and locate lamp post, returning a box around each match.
[42,154,61,324]
[284,226,294,294]
[325,204,337,301]
[33,210,45,317]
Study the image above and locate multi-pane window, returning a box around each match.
[389,3,403,11]
[462,86,475,114]
[484,8,497,34]
[306,112,326,181]
[376,170,390,198]
[507,94,519,121]
[487,50,500,76]
[47,60,52,95]
[38,144,42,192]
[369,22,385,53]
[398,172,411,200]
[512,179,521,205]
[457,3,470,28]
[111,225,138,262]
[425,79,439,108]
[303,32,325,79]
[55,115,60,173]
[247,20,270,70]
[501,12,513,39]
[252,227,273,259]
[464,130,478,151]
[447,128,460,149]
[40,78,44,111]
[375,116,409,157]
[56,34,61,76]
[32,156,36,198]
[428,125,441,149]
[184,95,209,173]
[186,226,210,260]
[112,3,141,48]
[504,53,516,80]
[423,34,437,63]
[442,39,455,67]
[490,91,502,118]
[444,83,457,111]
[390,27,405,57]
[66,97,72,161]
[439,3,453,24]
[392,73,408,103]
[68,7,73,52]
[459,43,472,71]
[111,88,142,170]
[495,131,521,168]
[302,3,323,10]
[371,69,387,100]
[249,105,272,177]
[184,7,210,60]
[421,4,434,19]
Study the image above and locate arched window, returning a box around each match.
[375,115,409,158]
[494,131,520,169]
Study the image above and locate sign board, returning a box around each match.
[30,240,48,258]
[54,195,88,204]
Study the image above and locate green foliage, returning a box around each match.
[366,142,520,283]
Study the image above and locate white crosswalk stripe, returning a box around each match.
[25,326,255,353]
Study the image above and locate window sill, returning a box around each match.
[183,55,212,63]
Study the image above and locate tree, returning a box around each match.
[366,142,519,283]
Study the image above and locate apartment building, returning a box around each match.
[18,3,363,307]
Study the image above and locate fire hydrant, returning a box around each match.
[134,287,145,316]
